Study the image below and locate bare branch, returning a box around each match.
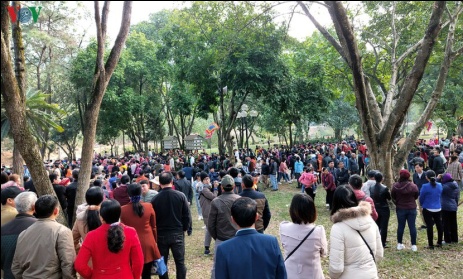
[297,1,348,64]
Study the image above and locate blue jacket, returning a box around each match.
[419,182,443,210]
[294,161,304,174]
[215,229,287,279]
[441,181,460,211]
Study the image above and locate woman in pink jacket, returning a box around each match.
[298,167,318,200]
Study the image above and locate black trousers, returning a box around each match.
[158,233,187,279]
[375,207,390,247]
[295,173,301,188]
[422,209,443,247]
[442,210,458,243]
[326,189,334,209]
[142,262,153,279]
[304,187,316,200]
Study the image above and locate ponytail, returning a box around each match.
[107,222,125,253]
[131,195,144,217]
[426,170,437,187]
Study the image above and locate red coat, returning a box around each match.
[121,202,161,263]
[322,172,336,191]
[74,224,143,279]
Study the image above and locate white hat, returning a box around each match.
[149,176,160,185]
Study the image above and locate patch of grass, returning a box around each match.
[161,182,463,278]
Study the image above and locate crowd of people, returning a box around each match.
[1,135,462,278]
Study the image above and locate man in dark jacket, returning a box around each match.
[1,192,37,279]
[49,173,67,213]
[151,172,191,279]
[65,169,79,227]
[431,149,445,175]
[413,163,428,229]
[239,175,271,233]
[207,175,241,279]
[336,161,350,185]
[175,171,193,205]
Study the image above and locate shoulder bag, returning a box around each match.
[356,230,375,262]
[284,226,316,262]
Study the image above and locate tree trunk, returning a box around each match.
[74,1,132,225]
[13,144,24,181]
[0,1,67,224]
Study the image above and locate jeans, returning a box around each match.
[194,192,202,217]
[278,172,290,183]
[376,207,390,247]
[396,208,417,245]
[270,174,278,190]
[157,233,187,279]
[422,209,443,247]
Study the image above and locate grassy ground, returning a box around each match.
[160,181,463,279]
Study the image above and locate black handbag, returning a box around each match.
[284,226,317,262]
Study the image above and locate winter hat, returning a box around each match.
[441,173,453,183]
[399,169,411,180]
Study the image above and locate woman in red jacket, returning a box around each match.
[322,167,336,210]
[75,199,143,279]
[121,183,161,279]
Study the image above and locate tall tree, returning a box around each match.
[1,1,67,224]
[74,1,132,224]
[298,1,462,186]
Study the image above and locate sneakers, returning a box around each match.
[411,245,417,252]
[201,225,206,229]
[198,215,203,221]
[397,243,405,250]
[204,249,210,255]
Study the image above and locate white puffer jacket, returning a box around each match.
[329,201,383,279]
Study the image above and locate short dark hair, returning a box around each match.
[35,195,59,218]
[178,170,185,179]
[72,169,79,180]
[242,174,254,188]
[199,171,209,182]
[367,170,377,178]
[289,193,317,224]
[231,197,257,228]
[374,172,383,183]
[159,172,173,185]
[121,175,130,185]
[49,173,58,183]
[229,167,239,178]
[330,185,358,216]
[348,174,363,189]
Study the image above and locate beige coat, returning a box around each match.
[12,218,76,279]
[329,201,383,279]
[280,222,327,279]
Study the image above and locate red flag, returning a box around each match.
[425,121,432,132]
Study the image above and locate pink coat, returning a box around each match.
[298,172,317,188]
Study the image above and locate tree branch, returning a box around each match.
[380,1,446,145]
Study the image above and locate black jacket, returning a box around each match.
[175,178,193,204]
[412,172,428,192]
[336,168,350,185]
[369,183,392,208]
[52,184,68,211]
[432,156,445,175]
[65,181,78,215]
[261,164,270,175]
[151,187,191,234]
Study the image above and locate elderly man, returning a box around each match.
[12,195,76,279]
[1,192,37,279]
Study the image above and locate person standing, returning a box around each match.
[391,170,419,251]
[446,154,462,191]
[175,171,193,206]
[322,167,336,210]
[368,172,391,248]
[329,186,383,279]
[207,175,241,279]
[349,175,378,221]
[239,174,271,233]
[1,186,21,226]
[269,157,279,191]
[420,170,443,249]
[214,197,287,279]
[113,175,131,206]
[65,169,79,227]
[151,172,191,279]
[121,183,161,279]
[74,199,144,278]
[12,195,76,279]
[1,192,37,279]
[439,173,459,244]
[413,163,428,229]
[198,171,216,255]
[280,194,327,279]
[294,156,304,189]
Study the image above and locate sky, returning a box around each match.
[79,1,332,43]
